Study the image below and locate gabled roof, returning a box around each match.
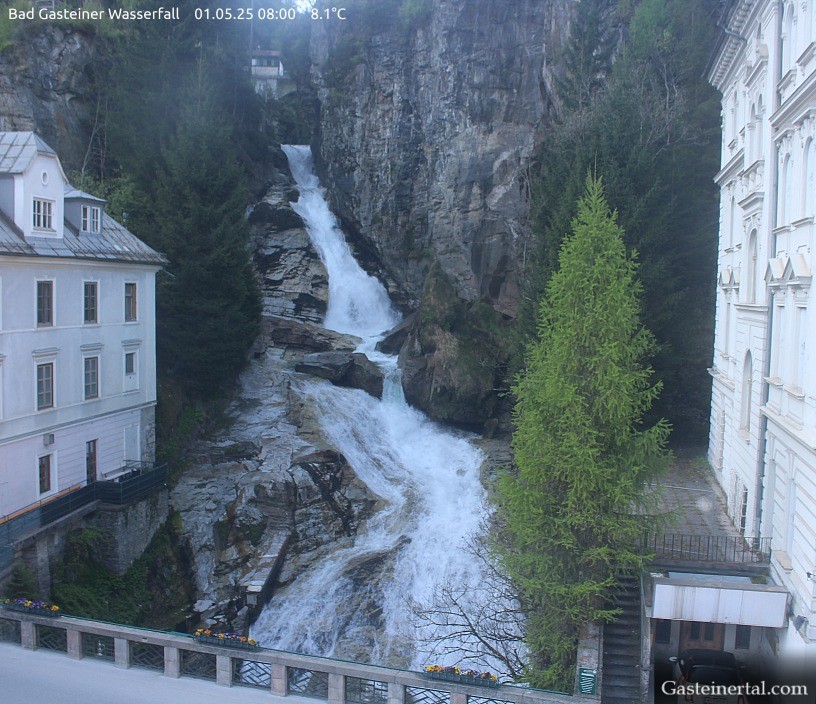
[0,131,58,174]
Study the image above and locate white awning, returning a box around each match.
[651,575,789,628]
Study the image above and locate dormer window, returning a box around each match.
[81,205,101,233]
[33,198,53,230]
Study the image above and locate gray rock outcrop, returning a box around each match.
[308,0,573,427]
[295,351,384,399]
[250,170,329,324]
[0,25,97,170]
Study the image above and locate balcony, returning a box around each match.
[0,463,168,574]
[643,532,771,565]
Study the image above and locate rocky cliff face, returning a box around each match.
[0,25,98,170]
[309,0,572,427]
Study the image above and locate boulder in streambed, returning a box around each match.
[295,351,384,399]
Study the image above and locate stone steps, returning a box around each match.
[601,574,642,704]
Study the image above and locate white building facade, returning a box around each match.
[0,132,165,521]
[708,0,816,673]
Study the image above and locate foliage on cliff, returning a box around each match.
[498,177,669,691]
[50,513,196,628]
[527,0,720,441]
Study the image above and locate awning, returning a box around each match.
[651,574,789,628]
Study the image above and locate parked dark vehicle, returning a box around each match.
[669,649,747,704]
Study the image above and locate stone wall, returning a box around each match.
[86,490,170,575]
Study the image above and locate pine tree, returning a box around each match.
[497,176,669,691]
[150,83,261,398]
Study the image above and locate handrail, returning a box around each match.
[0,610,589,704]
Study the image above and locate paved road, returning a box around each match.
[0,641,306,704]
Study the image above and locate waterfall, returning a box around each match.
[251,146,500,671]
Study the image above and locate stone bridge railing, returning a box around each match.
[0,610,593,704]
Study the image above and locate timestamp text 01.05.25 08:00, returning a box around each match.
[193,7,347,20]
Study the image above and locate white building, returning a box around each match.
[0,132,165,522]
[707,0,816,676]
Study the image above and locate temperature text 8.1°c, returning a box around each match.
[312,7,347,20]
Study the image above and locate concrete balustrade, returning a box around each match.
[0,610,593,704]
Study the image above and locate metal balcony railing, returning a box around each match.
[0,463,168,574]
[643,533,772,564]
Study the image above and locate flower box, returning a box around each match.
[194,634,259,650]
[426,671,499,688]
[2,599,61,617]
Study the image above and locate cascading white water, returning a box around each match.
[251,145,494,670]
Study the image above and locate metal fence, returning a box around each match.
[644,533,772,564]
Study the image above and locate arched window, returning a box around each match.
[746,230,758,303]
[785,154,794,223]
[804,138,816,218]
[755,96,763,159]
[741,351,753,432]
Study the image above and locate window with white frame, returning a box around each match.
[84,281,98,324]
[37,362,54,410]
[81,205,101,234]
[84,356,99,400]
[124,347,140,392]
[37,280,53,326]
[38,454,52,494]
[124,282,137,322]
[32,198,53,230]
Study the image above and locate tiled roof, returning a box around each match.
[0,131,56,174]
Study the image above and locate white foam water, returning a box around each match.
[251,146,495,671]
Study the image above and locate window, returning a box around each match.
[690,622,716,642]
[746,230,758,304]
[124,283,137,322]
[735,625,751,650]
[83,282,98,324]
[37,362,54,410]
[81,205,101,234]
[741,351,753,432]
[793,306,807,388]
[84,357,99,400]
[86,440,97,484]
[125,351,136,376]
[654,620,672,644]
[38,455,52,493]
[32,198,53,230]
[37,281,53,326]
[804,138,816,218]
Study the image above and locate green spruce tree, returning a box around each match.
[150,81,261,398]
[498,176,669,691]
